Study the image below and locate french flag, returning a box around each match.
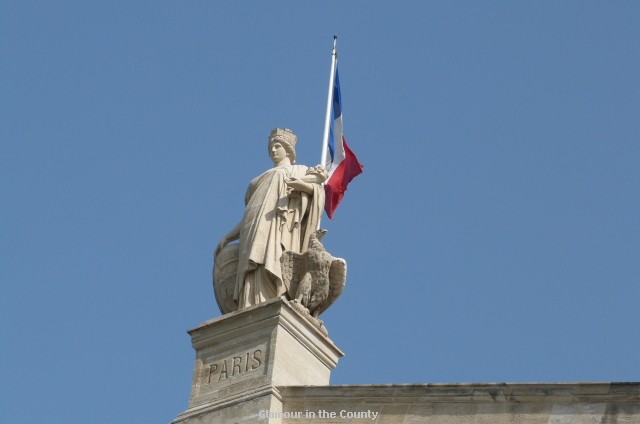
[324,66,364,219]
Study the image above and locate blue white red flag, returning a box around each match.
[323,66,363,219]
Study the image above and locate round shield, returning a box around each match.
[213,243,239,314]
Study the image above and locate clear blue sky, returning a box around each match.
[2,2,639,423]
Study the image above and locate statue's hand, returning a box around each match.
[215,238,227,258]
[285,177,309,192]
[285,177,314,195]
[216,223,241,257]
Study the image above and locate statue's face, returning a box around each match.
[270,142,288,164]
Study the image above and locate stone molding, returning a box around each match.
[172,300,639,423]
[280,382,640,404]
[173,297,344,424]
[278,383,640,423]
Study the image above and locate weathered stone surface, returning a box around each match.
[172,297,343,424]
[173,300,640,423]
[214,128,327,313]
[281,228,347,335]
[279,383,640,423]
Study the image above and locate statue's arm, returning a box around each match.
[215,221,242,257]
[285,178,316,195]
[285,164,328,195]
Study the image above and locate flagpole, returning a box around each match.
[320,36,338,167]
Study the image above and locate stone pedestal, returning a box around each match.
[172,297,344,424]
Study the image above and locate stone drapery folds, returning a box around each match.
[214,128,326,313]
[236,164,325,308]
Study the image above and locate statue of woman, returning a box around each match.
[215,128,327,310]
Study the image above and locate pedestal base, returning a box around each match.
[172,297,344,424]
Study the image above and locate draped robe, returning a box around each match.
[235,165,324,308]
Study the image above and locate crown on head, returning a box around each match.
[268,128,298,163]
[268,128,298,149]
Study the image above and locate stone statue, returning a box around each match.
[214,128,328,313]
[280,228,347,335]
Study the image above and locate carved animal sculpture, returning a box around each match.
[280,229,347,319]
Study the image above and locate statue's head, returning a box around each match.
[313,228,328,241]
[268,128,297,164]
